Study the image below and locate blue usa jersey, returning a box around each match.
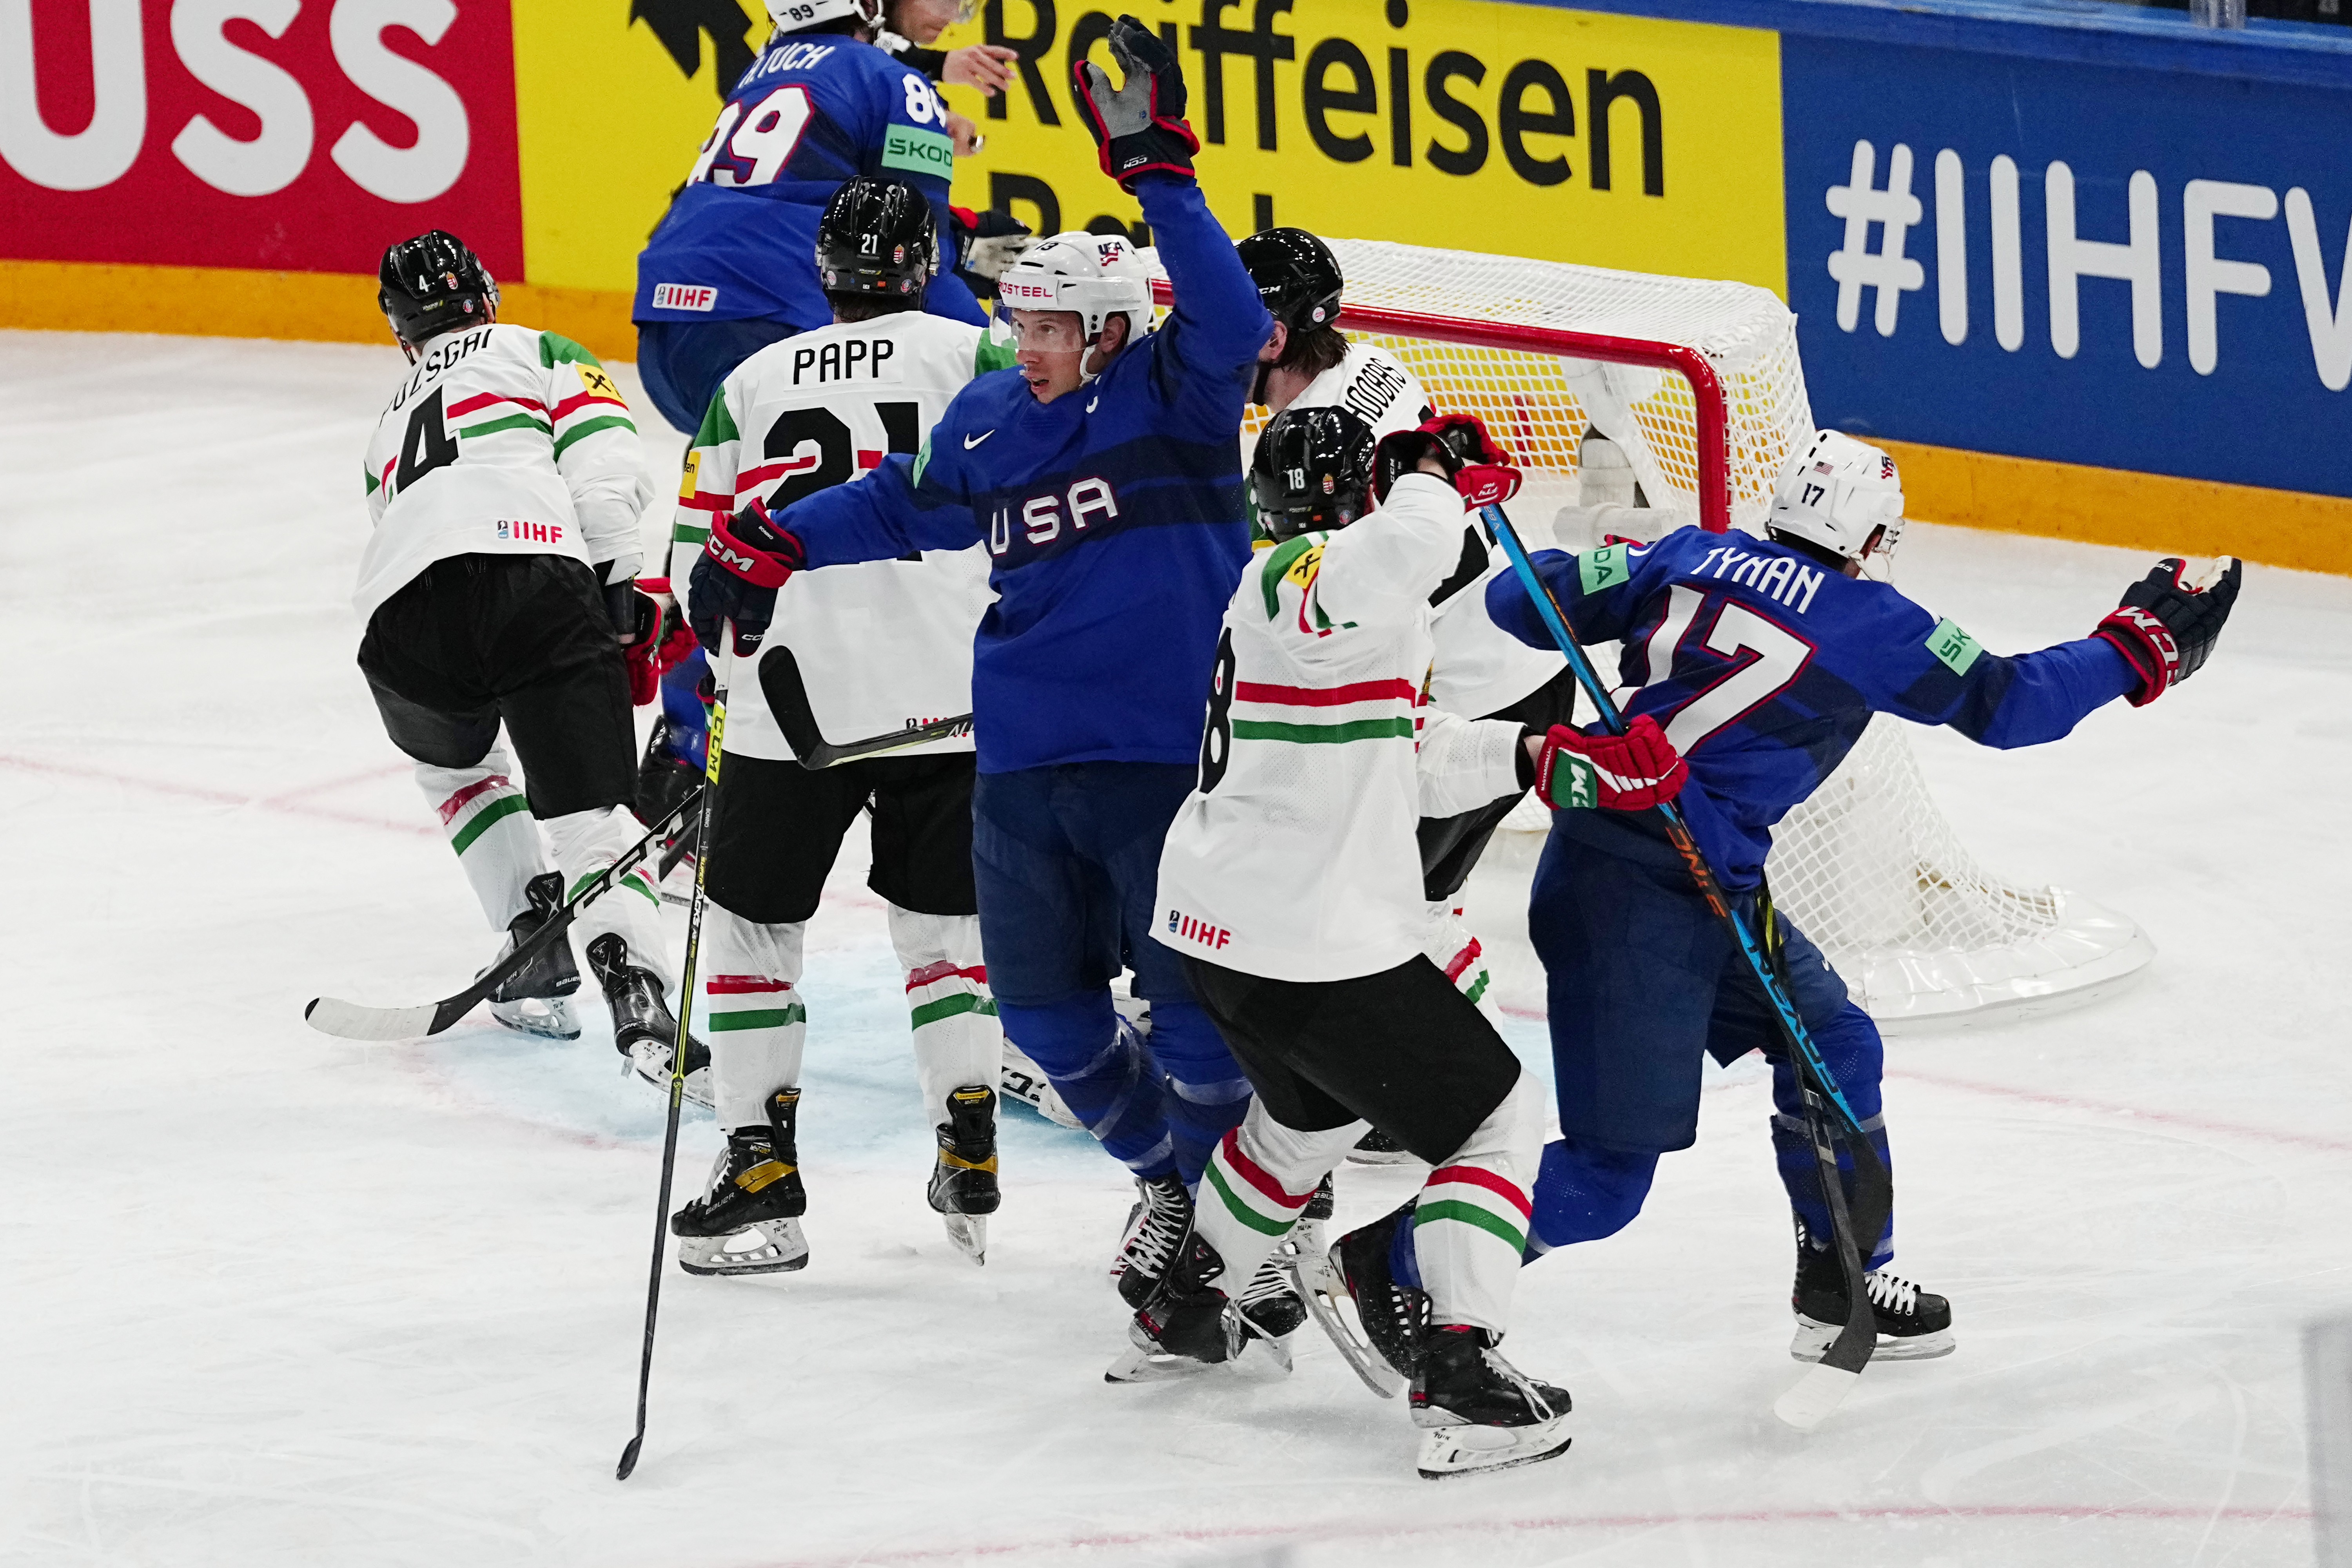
[773,175,1271,774]
[1486,525,2137,890]
[633,31,983,330]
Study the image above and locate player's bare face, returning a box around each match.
[1009,310,1124,403]
[889,0,959,43]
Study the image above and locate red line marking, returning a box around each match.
[723,1502,2310,1568]
[0,754,434,839]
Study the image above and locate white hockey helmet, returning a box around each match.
[995,230,1154,348]
[765,0,885,36]
[1768,430,1906,563]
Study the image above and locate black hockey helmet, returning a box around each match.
[1252,406,1376,542]
[1236,227,1343,334]
[815,178,936,308]
[378,230,497,349]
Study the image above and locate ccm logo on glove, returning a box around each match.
[1532,714,1689,812]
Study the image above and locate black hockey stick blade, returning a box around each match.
[761,643,973,769]
[303,785,704,1042]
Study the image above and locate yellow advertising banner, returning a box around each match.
[941,0,1784,293]
[506,0,1782,299]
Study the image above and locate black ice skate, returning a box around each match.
[928,1084,999,1265]
[481,871,581,1040]
[1347,1126,1415,1166]
[1110,1172,1193,1309]
[1295,1201,1427,1398]
[671,1089,808,1275]
[1234,1248,1309,1374]
[1790,1231,1954,1362]
[1106,1231,1241,1383]
[1410,1325,1573,1480]
[585,933,711,1109]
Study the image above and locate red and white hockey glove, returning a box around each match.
[690,498,806,656]
[2090,555,2241,707]
[619,577,699,707]
[1371,413,1523,508]
[1532,714,1688,812]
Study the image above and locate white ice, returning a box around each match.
[2,330,2347,1568]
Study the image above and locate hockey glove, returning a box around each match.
[619,577,699,707]
[2091,555,2242,707]
[1074,17,1200,190]
[1531,714,1688,812]
[690,498,806,657]
[1371,414,1523,509]
[950,206,1033,283]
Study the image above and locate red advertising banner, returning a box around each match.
[1,0,521,278]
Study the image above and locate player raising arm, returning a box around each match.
[689,18,1284,1325]
[1143,416,1685,1477]
[1466,431,2240,1368]
[352,232,684,1064]
[663,179,1015,1273]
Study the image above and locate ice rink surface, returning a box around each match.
[2,330,2347,1568]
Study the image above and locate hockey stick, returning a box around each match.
[1485,504,1891,1430]
[303,784,705,1042]
[760,644,973,768]
[617,652,731,1481]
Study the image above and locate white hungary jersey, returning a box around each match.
[356,323,646,622]
[1156,473,1526,984]
[1287,344,1563,721]
[670,312,1016,763]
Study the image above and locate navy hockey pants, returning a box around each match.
[1523,812,1894,1269]
[635,317,800,436]
[971,762,1250,1186]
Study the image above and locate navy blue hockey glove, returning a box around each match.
[2091,555,2241,706]
[1073,17,1199,190]
[690,498,805,657]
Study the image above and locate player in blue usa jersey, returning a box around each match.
[1325,430,2241,1382]
[688,19,1287,1332]
[633,0,987,438]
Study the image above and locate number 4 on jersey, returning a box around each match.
[396,388,458,494]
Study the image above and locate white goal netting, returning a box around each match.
[1311,237,2155,1028]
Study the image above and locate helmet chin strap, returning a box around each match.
[1249,359,1272,407]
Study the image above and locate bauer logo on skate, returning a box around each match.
[1165,909,1233,950]
[650,284,718,312]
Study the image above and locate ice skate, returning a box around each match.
[1347,1126,1414,1166]
[670,1089,808,1276]
[1106,1233,1240,1383]
[1297,1202,1425,1396]
[927,1084,999,1265]
[585,933,712,1109]
[998,1037,1081,1129]
[1790,1233,1954,1362]
[1411,1325,1573,1479]
[1233,1246,1308,1374]
[481,871,580,1040]
[1109,1171,1193,1308]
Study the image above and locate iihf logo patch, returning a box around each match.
[495,520,510,539]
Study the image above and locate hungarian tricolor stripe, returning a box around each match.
[1416,1163,1532,1253]
[1202,1126,1315,1237]
[706,974,805,1033]
[1229,676,1417,748]
[905,960,994,1032]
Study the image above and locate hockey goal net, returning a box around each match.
[1195,237,2154,1028]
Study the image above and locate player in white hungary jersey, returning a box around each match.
[354,230,688,1068]
[661,179,1018,1273]
[1236,227,1572,1171]
[1139,412,1687,1477]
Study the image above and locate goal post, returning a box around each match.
[1149,236,2154,1028]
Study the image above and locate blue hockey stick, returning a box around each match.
[1486,504,1892,1428]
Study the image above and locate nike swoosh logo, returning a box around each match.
[963,430,995,449]
[1086,396,1100,413]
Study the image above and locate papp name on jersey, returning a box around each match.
[791,338,904,384]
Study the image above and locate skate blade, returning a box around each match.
[1790,1314,1955,1363]
[677,1218,808,1276]
[1234,1329,1293,1378]
[489,996,581,1041]
[1289,1251,1406,1399]
[942,1213,987,1266]
[1416,1416,1572,1480]
[1104,1343,1227,1383]
[628,1042,713,1109]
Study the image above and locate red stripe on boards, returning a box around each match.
[1218,1128,1313,1211]
[905,961,987,991]
[1427,1163,1534,1219]
[436,774,512,825]
[708,974,793,995]
[1233,679,1416,707]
